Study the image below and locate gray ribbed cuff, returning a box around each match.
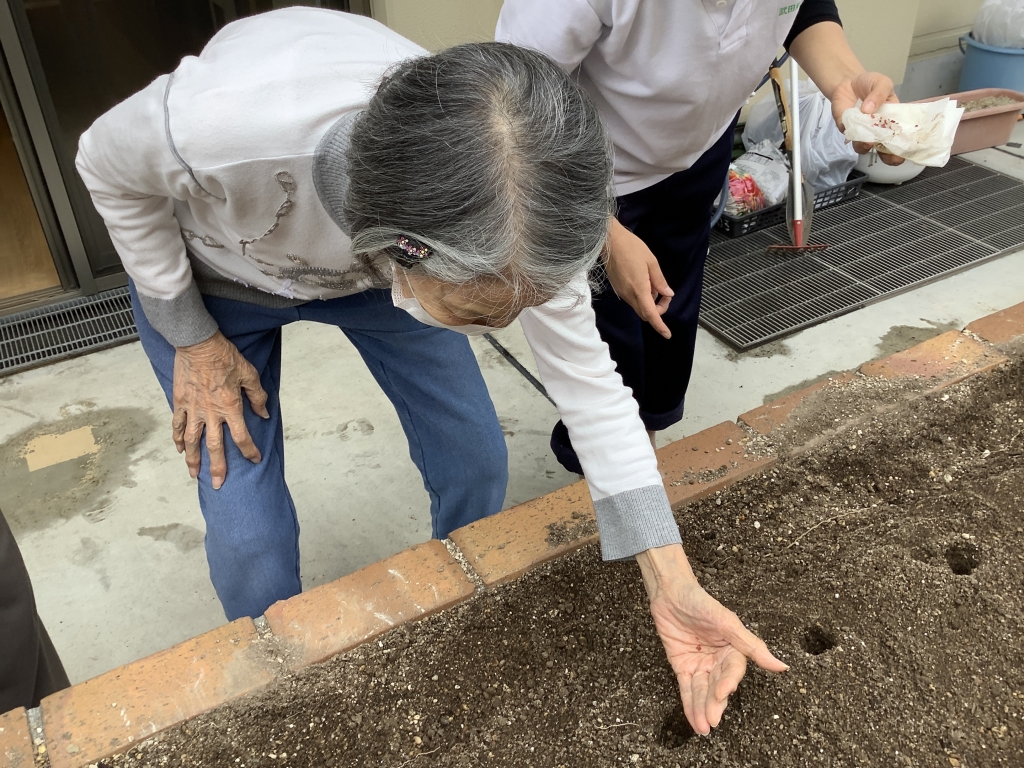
[136,281,219,348]
[593,484,682,561]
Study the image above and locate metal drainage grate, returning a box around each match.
[700,157,1024,351]
[0,287,138,376]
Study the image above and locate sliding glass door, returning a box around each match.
[0,88,58,302]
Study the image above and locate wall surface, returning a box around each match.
[371,0,502,50]
[836,0,920,83]
[910,0,983,58]
[374,1,925,84]
[370,1,982,89]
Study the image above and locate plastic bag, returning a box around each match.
[724,165,766,216]
[842,98,964,167]
[726,141,790,215]
[973,0,1024,49]
[742,80,858,192]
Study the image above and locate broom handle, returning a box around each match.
[789,57,803,236]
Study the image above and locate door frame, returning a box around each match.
[0,0,105,313]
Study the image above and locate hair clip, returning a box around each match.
[393,235,433,267]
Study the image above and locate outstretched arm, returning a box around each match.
[789,21,905,165]
[519,279,787,733]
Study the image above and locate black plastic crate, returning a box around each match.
[716,169,868,238]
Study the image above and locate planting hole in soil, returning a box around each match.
[106,351,1024,767]
[658,706,696,749]
[801,623,838,655]
[944,541,981,575]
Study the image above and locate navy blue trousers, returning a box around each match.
[0,508,69,710]
[552,119,736,474]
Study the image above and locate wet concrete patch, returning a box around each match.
[336,418,374,440]
[137,523,205,552]
[759,321,963,406]
[71,537,112,590]
[762,369,847,404]
[0,406,159,535]
[474,345,510,372]
[876,320,960,358]
[724,340,791,362]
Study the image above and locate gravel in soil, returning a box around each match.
[102,354,1024,768]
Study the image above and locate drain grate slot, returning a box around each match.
[700,157,1022,351]
[1,287,138,376]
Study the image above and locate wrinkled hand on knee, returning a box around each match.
[171,331,270,489]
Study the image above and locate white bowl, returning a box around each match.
[855,149,925,184]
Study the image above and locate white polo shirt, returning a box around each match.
[497,0,801,195]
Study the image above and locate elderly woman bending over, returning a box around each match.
[76,8,785,733]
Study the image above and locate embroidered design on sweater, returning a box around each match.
[180,228,224,249]
[239,171,297,256]
[246,251,372,290]
[233,171,382,291]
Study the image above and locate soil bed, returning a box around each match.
[962,96,1021,113]
[106,353,1024,768]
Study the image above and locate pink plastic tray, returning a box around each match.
[917,88,1024,155]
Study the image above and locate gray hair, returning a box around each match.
[343,42,614,301]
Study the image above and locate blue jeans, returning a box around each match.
[131,284,508,620]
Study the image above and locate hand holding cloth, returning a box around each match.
[842,98,964,167]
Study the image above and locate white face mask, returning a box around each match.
[391,275,494,336]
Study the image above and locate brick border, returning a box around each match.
[739,372,857,436]
[858,330,1006,386]
[0,708,33,768]
[265,540,475,668]
[42,619,279,768]
[966,301,1024,345]
[3,301,1021,767]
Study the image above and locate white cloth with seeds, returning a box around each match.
[841,98,964,167]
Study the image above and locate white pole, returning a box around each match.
[789,56,803,227]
